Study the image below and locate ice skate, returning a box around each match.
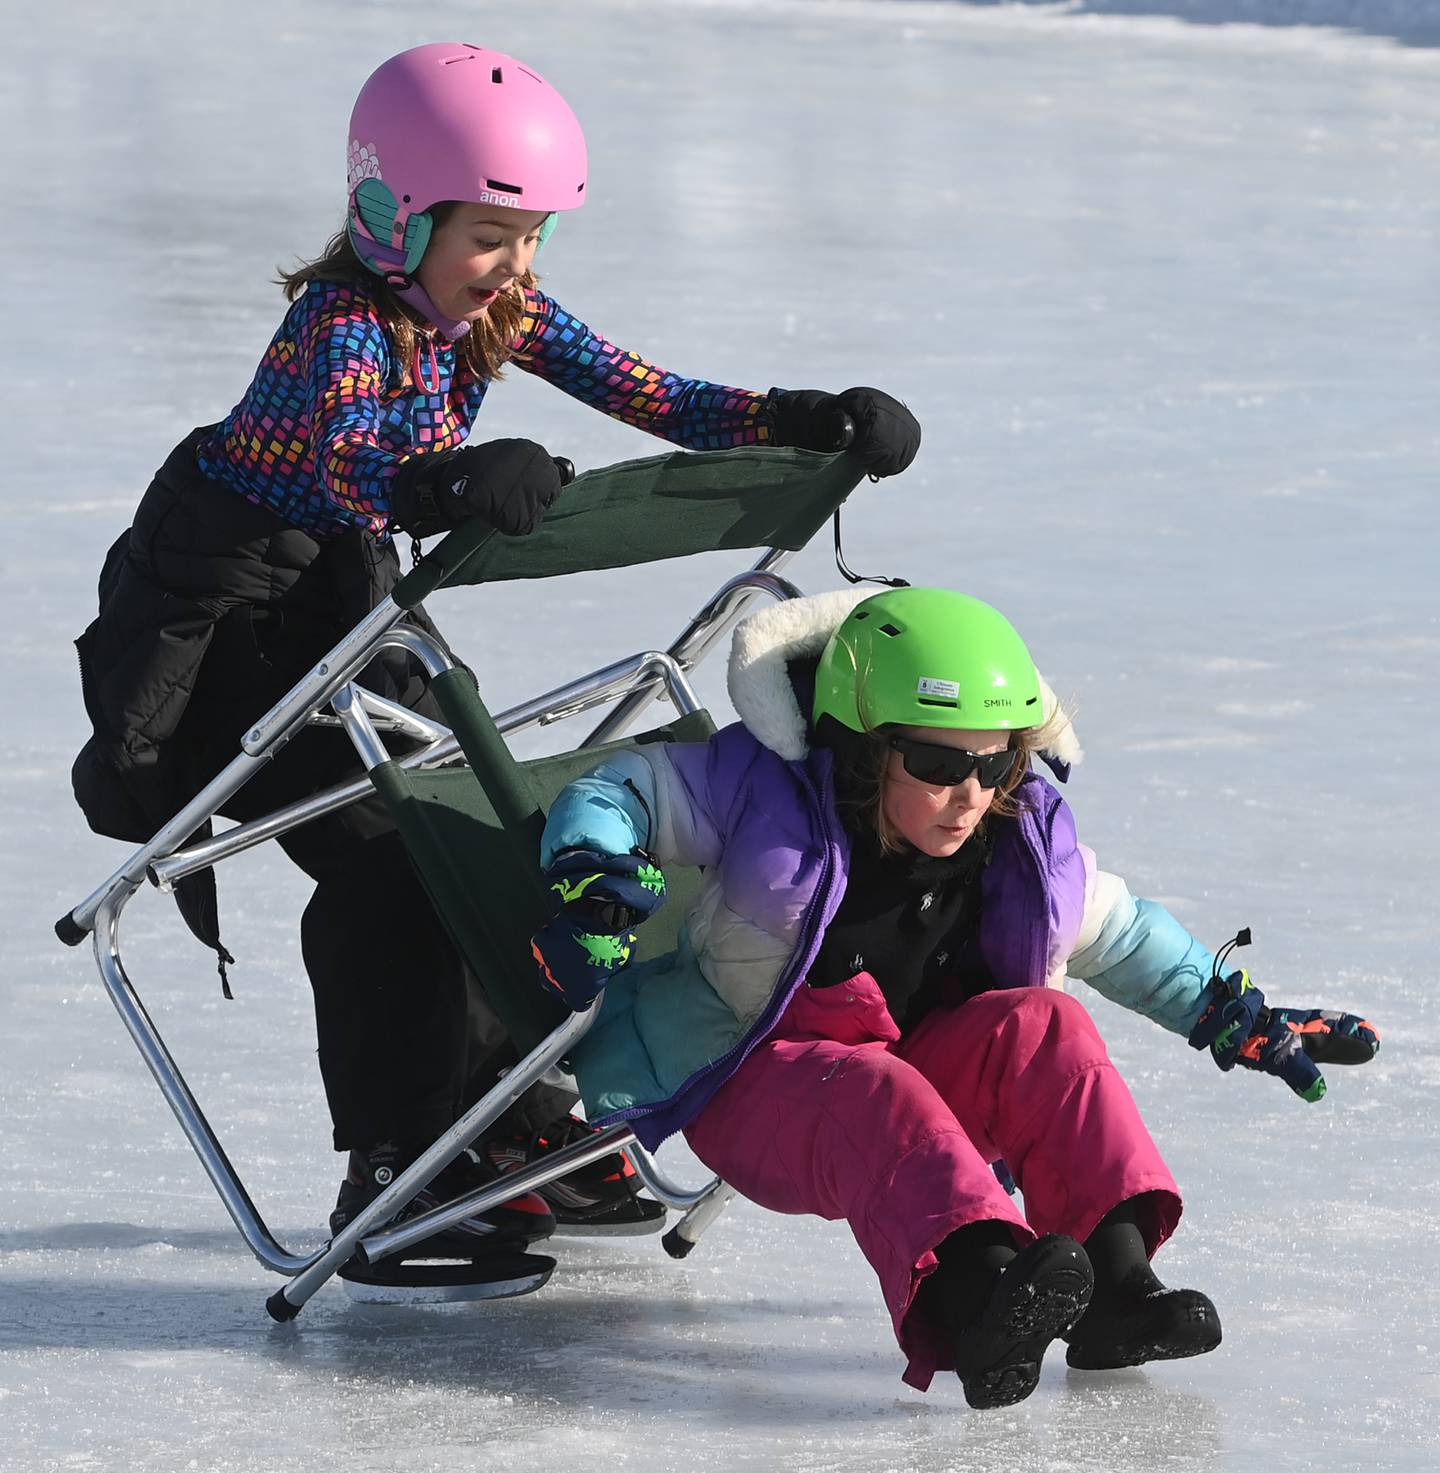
[331,1143,557,1302]
[484,1115,666,1235]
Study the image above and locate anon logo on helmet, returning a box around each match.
[477,188,521,208]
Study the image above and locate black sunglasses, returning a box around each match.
[888,735,1022,790]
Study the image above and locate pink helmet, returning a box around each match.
[346,43,588,338]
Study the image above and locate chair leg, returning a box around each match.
[267,1006,599,1318]
[355,1124,637,1268]
[662,1181,739,1260]
[623,1141,737,1259]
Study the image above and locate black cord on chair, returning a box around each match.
[833,497,909,589]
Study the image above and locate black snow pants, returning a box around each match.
[73,433,569,1152]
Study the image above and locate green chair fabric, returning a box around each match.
[392,446,863,609]
[371,665,714,1056]
[376,445,860,1057]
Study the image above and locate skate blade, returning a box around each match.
[339,1253,555,1305]
[341,1272,549,1305]
[550,1213,667,1238]
[547,1195,667,1237]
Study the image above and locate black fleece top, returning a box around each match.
[808,823,995,1029]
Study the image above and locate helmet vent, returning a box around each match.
[487,178,524,194]
[492,66,504,83]
[878,623,902,637]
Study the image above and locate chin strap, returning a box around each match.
[383,270,472,343]
[353,228,473,342]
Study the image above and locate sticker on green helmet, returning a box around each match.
[917,677,960,704]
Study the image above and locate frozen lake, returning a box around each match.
[2,1,1437,1469]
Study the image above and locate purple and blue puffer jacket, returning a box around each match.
[542,590,1220,1149]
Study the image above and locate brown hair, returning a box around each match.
[832,714,1068,856]
[276,203,535,385]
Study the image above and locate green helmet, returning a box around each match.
[812,588,1044,735]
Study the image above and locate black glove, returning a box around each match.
[390,438,567,538]
[766,386,921,477]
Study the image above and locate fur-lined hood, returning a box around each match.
[726,588,1082,771]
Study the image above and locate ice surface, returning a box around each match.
[2,1,1438,1469]
[845,0,1440,48]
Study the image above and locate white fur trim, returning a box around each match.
[726,589,1083,768]
[1037,674,1083,769]
[727,589,872,761]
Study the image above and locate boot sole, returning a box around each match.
[1066,1292,1222,1370]
[957,1237,1094,1410]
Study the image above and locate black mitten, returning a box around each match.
[391,438,567,537]
[766,386,921,476]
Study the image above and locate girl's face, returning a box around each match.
[415,202,551,325]
[880,725,1011,858]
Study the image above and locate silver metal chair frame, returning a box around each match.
[57,549,801,1319]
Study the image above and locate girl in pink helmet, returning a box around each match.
[70,42,920,1296]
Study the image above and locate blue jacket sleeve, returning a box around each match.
[540,752,659,867]
[1069,889,1219,1036]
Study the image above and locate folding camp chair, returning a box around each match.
[55,444,866,1320]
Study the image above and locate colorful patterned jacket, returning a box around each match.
[195,279,772,537]
[541,590,1222,1148]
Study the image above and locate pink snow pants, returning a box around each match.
[684,977,1182,1390]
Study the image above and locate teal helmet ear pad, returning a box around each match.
[348,182,557,279]
[349,177,433,277]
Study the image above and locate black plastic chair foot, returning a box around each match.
[266,1288,303,1322]
[662,1227,696,1260]
[54,913,87,946]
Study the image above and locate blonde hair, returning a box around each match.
[276,205,534,386]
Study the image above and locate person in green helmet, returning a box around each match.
[529,587,1380,1408]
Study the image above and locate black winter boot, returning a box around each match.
[1065,1270,1221,1370]
[951,1235,1094,1409]
[1065,1199,1220,1370]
